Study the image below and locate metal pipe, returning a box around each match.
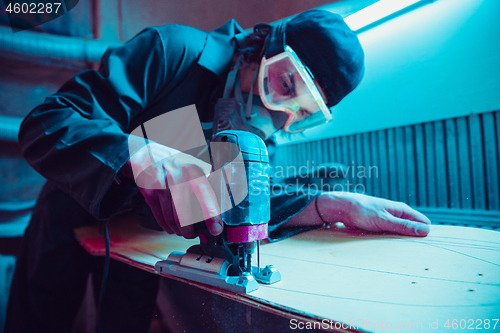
[0,115,23,142]
[0,26,121,63]
[0,200,36,223]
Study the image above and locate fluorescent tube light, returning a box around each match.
[344,0,434,33]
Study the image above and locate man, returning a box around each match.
[6,9,430,333]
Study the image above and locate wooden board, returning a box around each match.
[75,217,500,332]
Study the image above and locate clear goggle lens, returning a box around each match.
[258,46,332,132]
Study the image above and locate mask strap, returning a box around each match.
[243,62,260,119]
[222,58,241,99]
[222,54,260,120]
[234,72,244,105]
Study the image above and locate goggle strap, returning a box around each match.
[234,32,247,49]
[264,21,287,58]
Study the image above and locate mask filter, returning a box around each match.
[213,98,251,135]
[243,94,287,139]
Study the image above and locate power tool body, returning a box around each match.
[155,130,281,293]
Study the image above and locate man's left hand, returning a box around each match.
[318,192,431,237]
[285,191,431,237]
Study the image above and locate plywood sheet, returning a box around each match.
[75,217,500,332]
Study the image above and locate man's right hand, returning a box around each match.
[121,142,223,239]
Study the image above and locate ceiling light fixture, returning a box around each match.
[344,0,436,33]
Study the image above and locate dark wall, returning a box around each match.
[114,0,337,40]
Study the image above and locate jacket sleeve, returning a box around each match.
[268,189,321,241]
[18,27,168,219]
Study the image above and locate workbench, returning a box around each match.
[75,216,500,332]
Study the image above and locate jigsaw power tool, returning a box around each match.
[155,130,281,293]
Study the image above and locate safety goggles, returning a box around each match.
[258,45,332,133]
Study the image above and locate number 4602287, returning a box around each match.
[5,2,62,14]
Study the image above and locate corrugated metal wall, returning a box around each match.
[275,110,500,213]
